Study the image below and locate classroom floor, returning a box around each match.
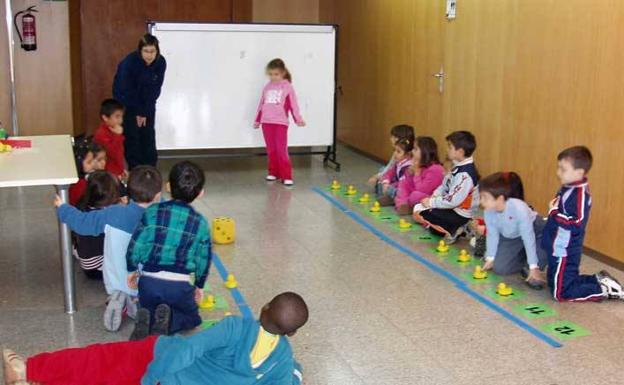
[2,145,624,385]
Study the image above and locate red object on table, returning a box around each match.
[1,139,32,148]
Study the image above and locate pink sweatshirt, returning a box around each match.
[255,80,303,126]
[395,163,445,208]
[382,156,413,187]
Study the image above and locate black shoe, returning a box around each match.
[520,266,530,279]
[525,277,545,290]
[473,236,486,258]
[151,304,171,336]
[129,308,150,341]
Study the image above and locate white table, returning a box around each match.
[0,135,78,313]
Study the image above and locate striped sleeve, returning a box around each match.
[552,186,588,229]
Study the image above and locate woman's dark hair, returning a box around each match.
[479,172,525,201]
[390,124,415,143]
[415,136,441,168]
[73,137,104,176]
[169,161,205,203]
[138,33,160,56]
[395,137,414,154]
[78,171,120,210]
[127,166,162,203]
[267,58,292,82]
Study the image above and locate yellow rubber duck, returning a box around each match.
[473,266,488,279]
[358,193,370,203]
[225,274,238,289]
[0,143,11,153]
[436,240,449,253]
[346,185,357,195]
[398,219,412,229]
[370,201,381,213]
[497,282,513,296]
[200,294,215,310]
[457,249,472,263]
[330,180,341,190]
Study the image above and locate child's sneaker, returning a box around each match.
[104,290,128,332]
[265,175,277,182]
[377,195,394,207]
[151,304,171,336]
[283,179,294,186]
[596,270,624,299]
[444,225,466,245]
[129,308,151,341]
[473,236,486,258]
[2,349,26,384]
[125,295,138,319]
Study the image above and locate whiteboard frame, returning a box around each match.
[146,21,340,170]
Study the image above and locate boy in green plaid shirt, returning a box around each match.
[126,161,211,339]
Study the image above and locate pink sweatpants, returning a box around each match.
[395,176,429,209]
[26,336,157,385]
[262,123,292,180]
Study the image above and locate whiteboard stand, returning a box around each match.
[147,22,340,171]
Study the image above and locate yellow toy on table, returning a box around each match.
[370,201,381,213]
[358,193,370,203]
[0,143,12,153]
[200,294,216,310]
[496,283,513,296]
[225,274,238,289]
[212,217,235,245]
[398,219,412,229]
[346,185,357,195]
[436,240,449,253]
[473,266,488,279]
[330,180,341,190]
[457,249,471,263]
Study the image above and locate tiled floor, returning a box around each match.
[2,145,624,385]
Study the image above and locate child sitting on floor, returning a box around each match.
[3,292,309,385]
[413,131,479,243]
[478,172,548,289]
[56,166,163,331]
[73,171,121,280]
[542,146,624,302]
[377,137,414,206]
[367,124,415,193]
[69,139,106,206]
[127,161,211,339]
[394,136,445,215]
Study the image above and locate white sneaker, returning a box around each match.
[266,175,277,181]
[596,270,624,299]
[283,179,294,186]
[104,290,128,331]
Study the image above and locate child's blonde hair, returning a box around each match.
[266,58,292,82]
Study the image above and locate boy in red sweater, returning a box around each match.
[94,99,128,182]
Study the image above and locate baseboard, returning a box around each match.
[585,247,624,272]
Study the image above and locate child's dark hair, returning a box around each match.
[415,136,441,168]
[395,137,414,154]
[479,172,525,201]
[390,124,415,142]
[169,161,205,203]
[267,58,292,82]
[138,33,160,55]
[127,166,162,203]
[558,146,592,173]
[100,99,124,118]
[446,130,477,157]
[78,171,120,210]
[73,137,104,176]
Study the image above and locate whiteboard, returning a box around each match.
[150,23,336,150]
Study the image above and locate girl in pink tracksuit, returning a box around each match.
[395,136,445,215]
[254,58,306,186]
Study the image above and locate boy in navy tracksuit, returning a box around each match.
[414,131,480,244]
[542,146,624,301]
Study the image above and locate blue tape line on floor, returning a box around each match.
[212,253,254,319]
[312,186,562,348]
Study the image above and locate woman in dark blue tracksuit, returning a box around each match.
[113,34,167,168]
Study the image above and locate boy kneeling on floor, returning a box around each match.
[3,292,308,385]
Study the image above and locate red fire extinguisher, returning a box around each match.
[14,6,38,51]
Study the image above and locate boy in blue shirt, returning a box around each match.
[3,292,308,385]
[127,161,211,339]
[542,146,623,301]
[55,166,163,331]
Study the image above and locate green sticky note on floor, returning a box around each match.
[376,213,399,223]
[201,319,220,329]
[214,295,229,310]
[541,320,590,341]
[460,271,501,285]
[513,303,557,319]
[202,283,213,292]
[447,254,481,267]
[484,286,527,301]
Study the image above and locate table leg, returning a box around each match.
[56,184,76,313]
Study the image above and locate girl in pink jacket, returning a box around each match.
[395,136,445,215]
[254,58,305,186]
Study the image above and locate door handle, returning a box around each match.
[432,67,444,93]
